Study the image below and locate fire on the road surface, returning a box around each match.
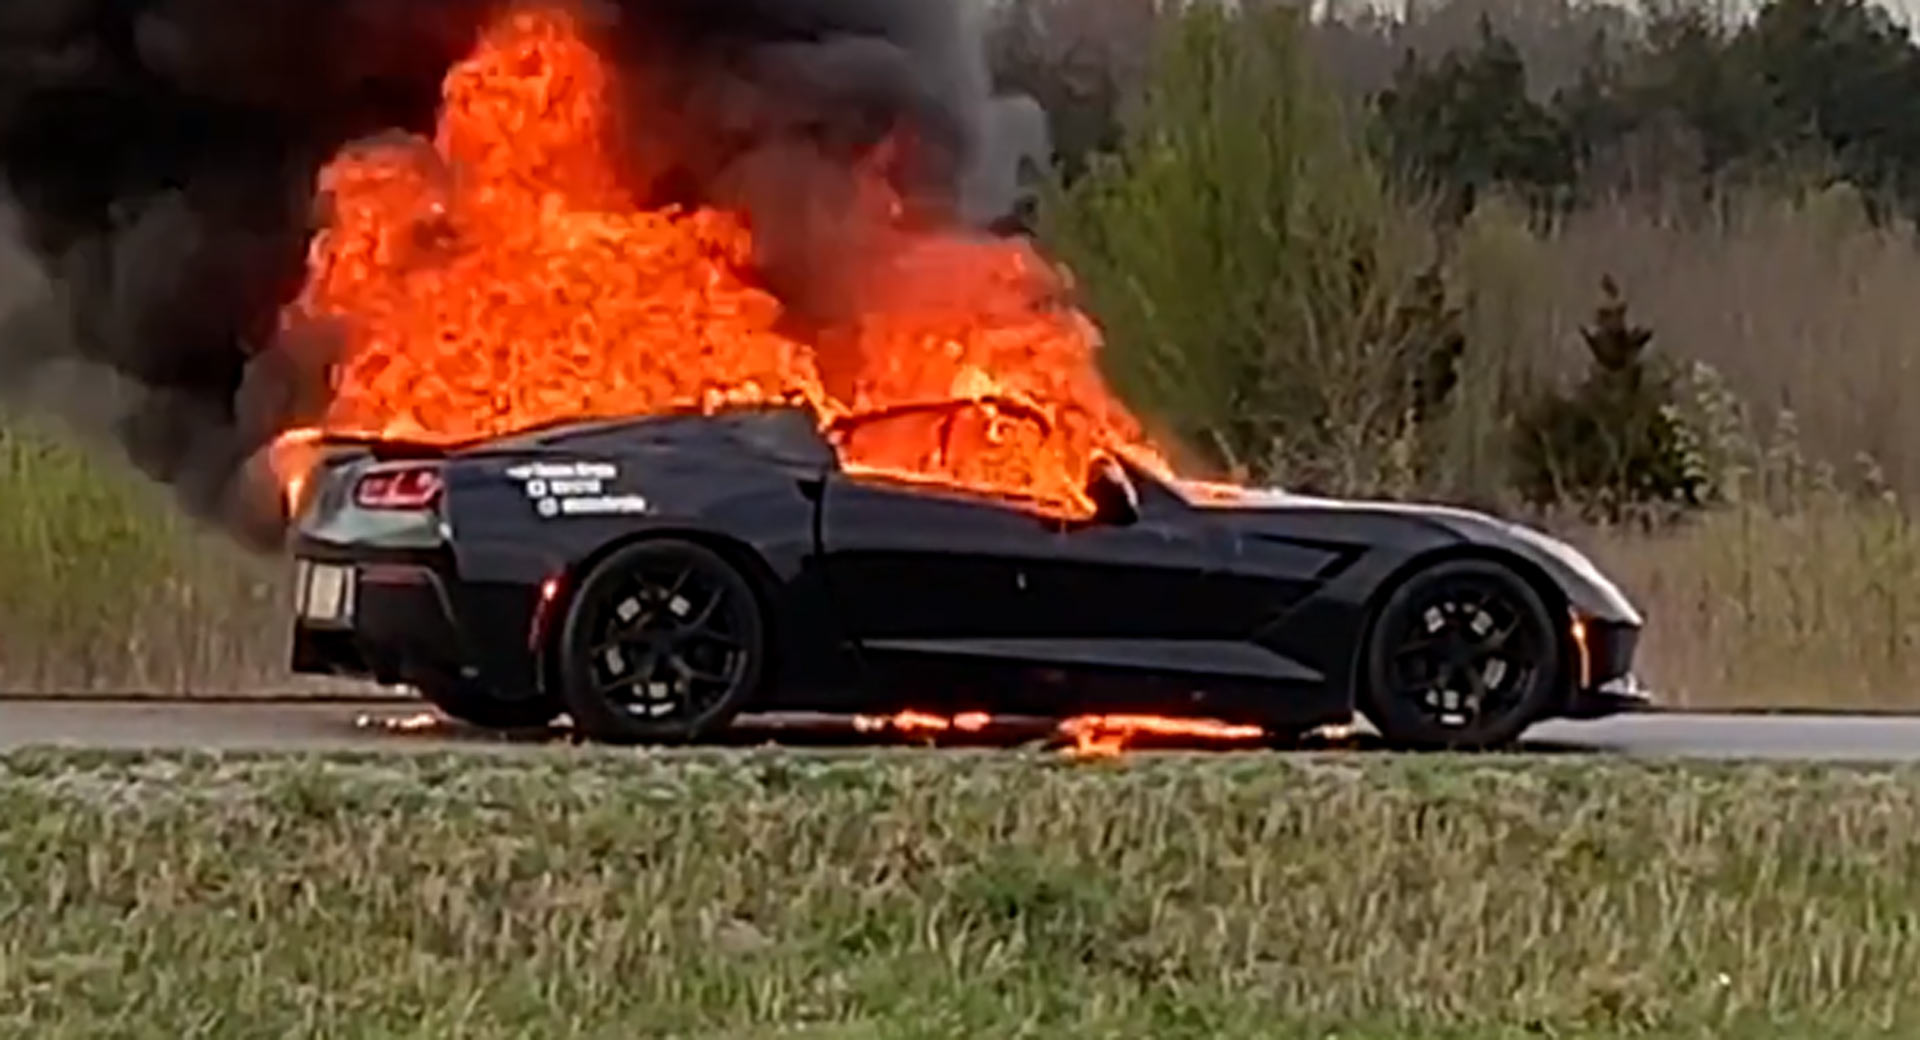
[354,702,1275,757]
[355,710,445,734]
[271,3,1176,517]
[1058,714,1268,758]
[854,709,1270,758]
[853,710,993,737]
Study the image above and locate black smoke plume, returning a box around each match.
[0,0,1049,548]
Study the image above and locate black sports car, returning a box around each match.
[287,404,1650,748]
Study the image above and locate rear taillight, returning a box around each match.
[354,465,444,511]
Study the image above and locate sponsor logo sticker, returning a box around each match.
[508,460,649,518]
[556,495,651,516]
[506,461,619,481]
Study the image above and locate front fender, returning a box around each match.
[1433,515,1642,625]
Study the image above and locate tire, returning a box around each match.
[1358,558,1565,751]
[555,538,767,745]
[415,676,562,731]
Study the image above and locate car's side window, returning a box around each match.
[823,398,1093,524]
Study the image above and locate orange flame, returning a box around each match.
[275,3,1170,515]
[854,710,993,737]
[270,427,325,516]
[852,710,1268,758]
[1057,714,1267,759]
[354,710,448,734]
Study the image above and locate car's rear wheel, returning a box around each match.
[556,538,766,745]
[415,676,562,731]
[1359,558,1564,750]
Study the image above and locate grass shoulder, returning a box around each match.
[4,751,1918,1038]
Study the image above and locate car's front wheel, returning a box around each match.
[1359,558,1565,750]
[555,538,767,745]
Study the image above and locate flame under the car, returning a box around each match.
[843,710,1275,759]
[355,710,445,734]
[355,703,1275,757]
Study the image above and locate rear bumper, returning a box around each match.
[289,540,544,699]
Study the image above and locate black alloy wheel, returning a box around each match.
[556,538,766,744]
[1360,559,1564,750]
[415,675,562,732]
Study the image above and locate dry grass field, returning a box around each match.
[5,751,1920,1038]
[1579,498,1920,709]
[1455,191,1920,709]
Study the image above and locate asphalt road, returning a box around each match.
[4,698,1920,760]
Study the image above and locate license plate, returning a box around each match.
[296,561,356,624]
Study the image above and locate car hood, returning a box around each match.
[1193,487,1644,626]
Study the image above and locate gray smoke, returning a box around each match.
[0,0,1052,549]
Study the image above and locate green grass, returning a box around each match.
[4,751,1920,1038]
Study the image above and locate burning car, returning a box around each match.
[286,399,1649,749]
[264,5,1646,749]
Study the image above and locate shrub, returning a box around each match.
[1512,276,1717,521]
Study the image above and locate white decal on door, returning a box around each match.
[507,460,644,517]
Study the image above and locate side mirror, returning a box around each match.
[1086,457,1140,527]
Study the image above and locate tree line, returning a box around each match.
[998,0,1920,225]
[991,0,1920,521]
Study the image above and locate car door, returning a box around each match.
[816,467,1295,681]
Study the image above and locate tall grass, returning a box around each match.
[1578,492,1920,709]
[0,418,328,695]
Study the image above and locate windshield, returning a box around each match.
[1161,476,1296,508]
[1097,443,1291,508]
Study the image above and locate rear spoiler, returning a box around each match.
[309,412,697,464]
[302,404,829,470]
[312,435,451,463]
